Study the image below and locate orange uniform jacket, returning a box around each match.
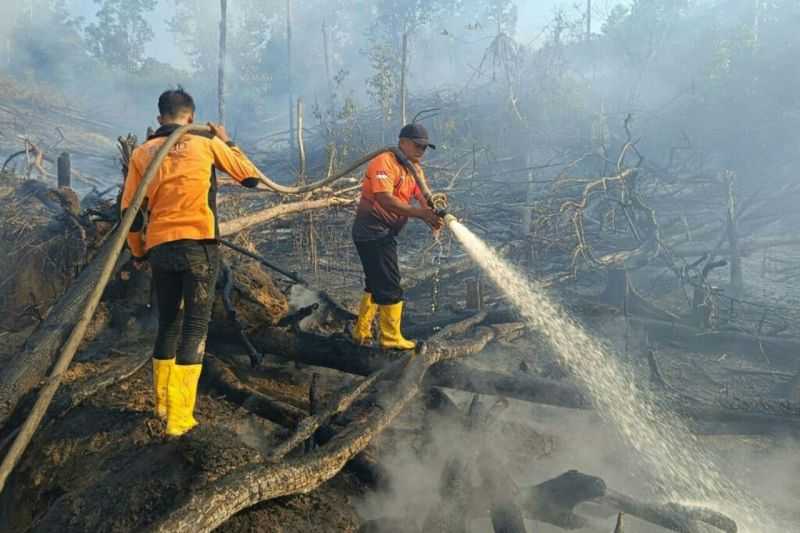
[351,152,427,241]
[121,124,261,258]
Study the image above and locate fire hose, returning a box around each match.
[389,146,449,217]
[137,126,449,214]
[0,124,450,495]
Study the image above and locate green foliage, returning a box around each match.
[600,0,690,68]
[85,0,157,72]
[707,24,757,81]
[366,44,398,127]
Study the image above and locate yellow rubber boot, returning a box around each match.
[378,301,416,351]
[152,357,175,420]
[166,364,203,437]
[352,292,378,345]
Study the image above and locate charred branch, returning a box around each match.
[147,327,499,532]
[248,324,589,410]
[203,355,305,428]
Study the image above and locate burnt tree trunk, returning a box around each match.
[146,328,500,532]
[600,268,628,307]
[57,152,71,189]
[0,238,116,427]
[247,325,589,409]
[725,173,743,294]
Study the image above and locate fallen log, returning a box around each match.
[0,345,150,455]
[672,236,800,258]
[265,358,404,462]
[0,238,116,428]
[521,470,607,529]
[427,361,590,409]
[518,470,738,533]
[0,177,114,418]
[218,196,355,236]
[677,402,800,436]
[631,315,800,375]
[0,124,203,494]
[248,325,589,409]
[421,455,471,533]
[470,394,527,533]
[203,356,306,429]
[421,394,486,533]
[405,307,525,338]
[429,310,489,340]
[404,255,476,292]
[147,328,498,532]
[478,448,527,533]
[599,489,737,533]
[49,345,152,422]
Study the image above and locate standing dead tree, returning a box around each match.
[218,0,228,124]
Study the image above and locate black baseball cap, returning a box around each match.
[399,123,436,149]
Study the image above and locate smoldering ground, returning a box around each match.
[354,336,800,532]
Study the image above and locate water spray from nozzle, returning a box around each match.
[445,220,776,532]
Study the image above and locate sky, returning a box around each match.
[65,0,629,70]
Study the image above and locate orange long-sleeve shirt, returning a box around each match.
[351,151,427,241]
[121,124,261,258]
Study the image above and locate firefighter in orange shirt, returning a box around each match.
[121,88,262,437]
[351,123,443,350]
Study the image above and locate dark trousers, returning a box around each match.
[149,240,220,365]
[354,235,402,305]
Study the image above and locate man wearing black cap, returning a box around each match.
[351,123,443,350]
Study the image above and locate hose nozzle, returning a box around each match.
[429,192,449,217]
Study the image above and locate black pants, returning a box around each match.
[149,240,220,364]
[354,235,402,305]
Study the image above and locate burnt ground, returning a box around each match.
[1,178,799,532]
[0,340,363,532]
[3,267,800,532]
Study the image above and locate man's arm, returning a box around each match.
[412,174,444,230]
[120,153,146,260]
[207,123,262,189]
[375,192,440,226]
[414,186,428,207]
[367,155,440,227]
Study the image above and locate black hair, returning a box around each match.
[157,86,195,117]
